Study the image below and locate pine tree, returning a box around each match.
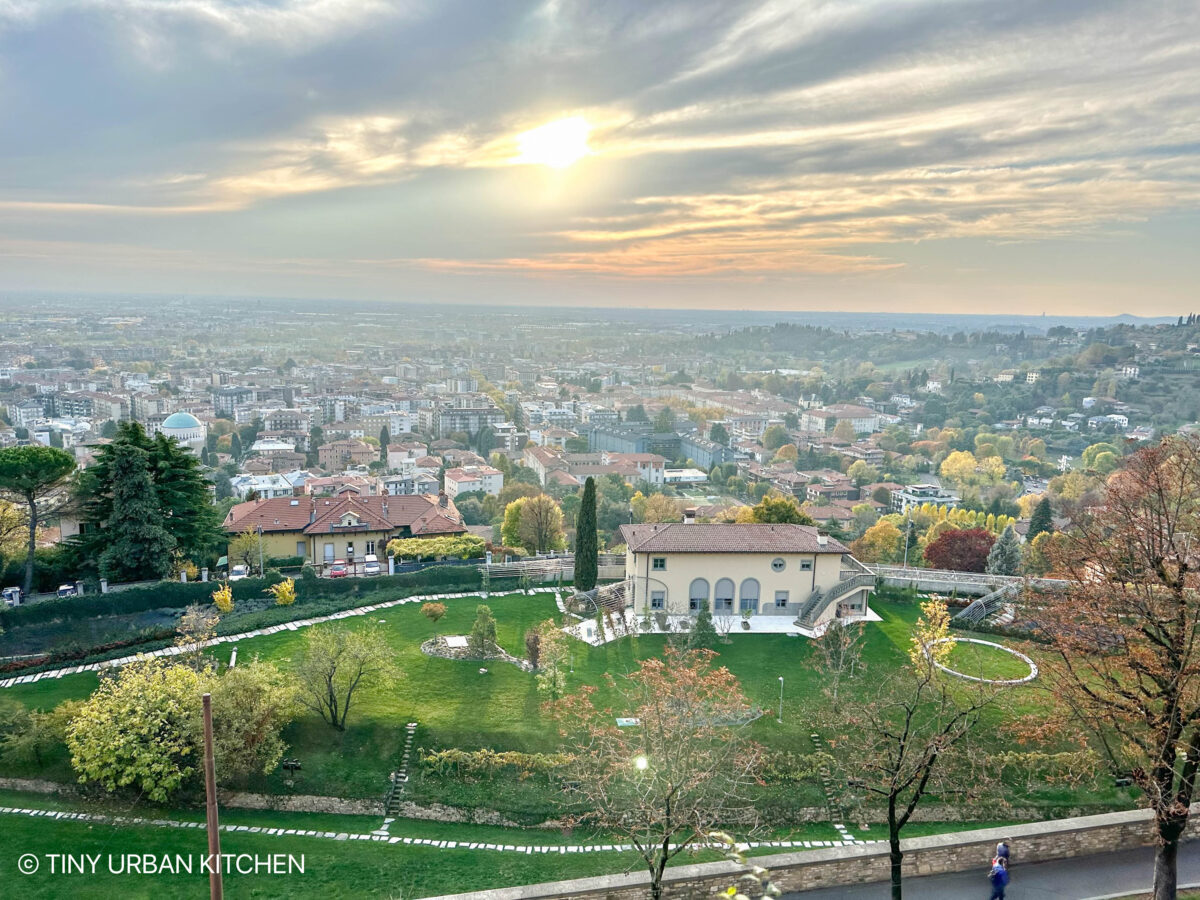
[1028,497,1054,542]
[98,442,176,582]
[230,432,242,461]
[690,607,718,650]
[985,524,1022,576]
[379,426,390,464]
[575,477,598,591]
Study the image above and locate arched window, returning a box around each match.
[688,578,710,613]
[714,578,735,613]
[739,578,760,614]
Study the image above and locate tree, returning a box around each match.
[831,600,1001,899]
[98,442,176,583]
[207,659,299,782]
[175,603,221,668]
[631,491,681,524]
[746,494,815,525]
[1042,436,1200,900]
[0,445,76,595]
[625,404,649,423]
[847,460,880,487]
[66,659,208,802]
[923,527,995,572]
[533,619,569,699]
[1028,497,1055,541]
[502,494,566,554]
[772,443,799,463]
[810,620,865,702]
[421,601,447,630]
[230,432,242,461]
[985,524,1022,575]
[468,604,498,657]
[832,419,857,443]
[709,423,730,446]
[653,407,675,433]
[690,606,718,650]
[851,520,904,563]
[575,477,598,591]
[296,625,396,730]
[761,424,789,451]
[524,629,541,669]
[228,528,264,573]
[379,426,390,464]
[549,648,763,900]
[1081,441,1121,470]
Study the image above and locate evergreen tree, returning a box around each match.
[690,607,718,650]
[230,432,242,461]
[575,477,598,591]
[1028,497,1055,542]
[985,524,1022,576]
[98,442,176,582]
[379,426,390,464]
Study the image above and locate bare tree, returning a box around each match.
[830,600,1004,900]
[550,648,764,900]
[174,603,220,670]
[1043,436,1200,900]
[297,625,397,730]
[810,619,866,702]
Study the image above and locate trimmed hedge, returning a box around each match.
[0,568,522,675]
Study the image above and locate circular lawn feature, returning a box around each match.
[927,637,1038,685]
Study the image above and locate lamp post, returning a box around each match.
[777,676,784,723]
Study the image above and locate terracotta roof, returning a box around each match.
[224,493,465,538]
[619,523,849,555]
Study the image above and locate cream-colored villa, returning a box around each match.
[617,522,875,630]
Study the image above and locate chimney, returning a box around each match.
[817,534,828,547]
[683,507,697,524]
[438,489,448,508]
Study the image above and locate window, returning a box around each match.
[688,578,709,613]
[323,542,334,562]
[775,590,789,609]
[652,557,666,571]
[739,578,760,613]
[650,591,665,610]
[800,559,813,571]
[296,541,306,557]
[366,540,376,555]
[346,543,355,560]
[714,578,735,613]
[771,557,785,572]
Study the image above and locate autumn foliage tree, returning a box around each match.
[923,527,995,572]
[550,648,763,900]
[1042,436,1200,900]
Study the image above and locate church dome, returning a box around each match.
[162,412,202,429]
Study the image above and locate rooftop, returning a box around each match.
[619,523,849,555]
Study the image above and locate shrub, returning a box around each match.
[212,582,234,613]
[266,578,296,606]
[418,747,568,780]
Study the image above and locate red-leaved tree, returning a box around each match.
[923,527,995,572]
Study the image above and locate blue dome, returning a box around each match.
[162,412,202,429]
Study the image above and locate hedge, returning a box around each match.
[0,568,522,675]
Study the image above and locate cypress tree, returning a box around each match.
[575,476,598,591]
[230,432,242,461]
[1028,497,1055,542]
[98,442,176,582]
[379,426,390,464]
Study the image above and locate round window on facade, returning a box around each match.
[771,557,785,572]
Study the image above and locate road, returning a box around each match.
[786,841,1200,898]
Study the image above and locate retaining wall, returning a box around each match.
[426,804,1200,900]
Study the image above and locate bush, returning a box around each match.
[266,556,305,569]
[418,747,568,780]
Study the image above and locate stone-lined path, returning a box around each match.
[0,804,867,854]
[0,589,567,689]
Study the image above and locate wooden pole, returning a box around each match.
[202,692,224,900]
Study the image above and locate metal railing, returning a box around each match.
[954,582,1020,625]
[873,564,1068,592]
[798,573,877,627]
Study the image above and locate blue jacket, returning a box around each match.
[990,866,1009,888]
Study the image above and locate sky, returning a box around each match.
[0,0,1198,315]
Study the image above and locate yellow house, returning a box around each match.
[618,522,874,629]
[223,492,466,567]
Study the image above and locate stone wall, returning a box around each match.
[219,791,384,817]
[426,805,1200,900]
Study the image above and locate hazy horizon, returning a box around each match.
[2,1,1198,314]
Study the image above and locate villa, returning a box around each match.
[618,522,875,631]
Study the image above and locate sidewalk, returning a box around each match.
[786,841,1200,898]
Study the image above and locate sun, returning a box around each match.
[515,117,591,168]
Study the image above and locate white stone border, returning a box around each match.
[926,637,1038,685]
[0,589,566,689]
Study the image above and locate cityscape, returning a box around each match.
[2,2,1200,900]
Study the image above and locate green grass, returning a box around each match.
[943,639,1035,682]
[0,591,1133,821]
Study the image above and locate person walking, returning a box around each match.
[995,840,1011,866]
[988,858,1009,900]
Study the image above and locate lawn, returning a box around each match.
[943,639,1036,682]
[0,589,1135,822]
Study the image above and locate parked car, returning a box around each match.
[328,560,348,578]
[2,586,21,607]
[362,554,381,576]
[56,584,77,598]
[228,564,250,582]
